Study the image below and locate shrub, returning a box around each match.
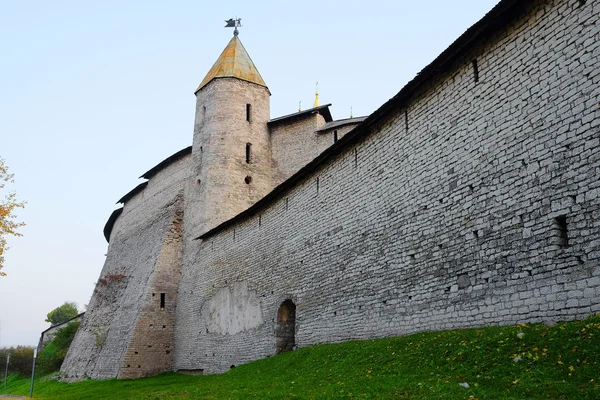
[37,321,80,374]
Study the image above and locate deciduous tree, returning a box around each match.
[45,302,79,325]
[0,157,25,277]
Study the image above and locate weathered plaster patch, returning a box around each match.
[204,282,263,335]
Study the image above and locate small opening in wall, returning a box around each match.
[166,350,171,354]
[160,293,165,309]
[555,215,569,248]
[316,177,320,194]
[162,325,166,328]
[404,109,409,132]
[577,256,584,265]
[473,230,479,239]
[579,0,586,6]
[244,176,252,184]
[334,130,338,143]
[468,184,474,192]
[246,143,252,163]
[200,146,203,153]
[230,365,236,369]
[152,293,155,297]
[197,179,201,185]
[127,364,130,368]
[246,104,251,122]
[472,59,479,83]
[138,365,141,368]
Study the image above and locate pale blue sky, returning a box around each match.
[0,0,500,346]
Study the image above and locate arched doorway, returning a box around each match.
[276,299,296,354]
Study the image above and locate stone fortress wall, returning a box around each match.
[174,0,600,374]
[61,155,190,380]
[61,0,600,380]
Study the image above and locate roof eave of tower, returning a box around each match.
[194,76,270,95]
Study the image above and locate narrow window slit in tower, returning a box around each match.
[160,293,165,309]
[258,215,262,227]
[334,130,338,143]
[246,143,252,164]
[555,215,569,248]
[473,230,479,240]
[404,109,409,132]
[246,104,251,122]
[472,59,479,83]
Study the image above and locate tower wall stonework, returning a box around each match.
[174,0,600,374]
[61,156,189,380]
[270,113,327,183]
[188,77,273,238]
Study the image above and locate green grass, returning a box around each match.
[3,316,600,399]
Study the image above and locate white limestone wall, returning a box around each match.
[61,155,190,380]
[174,0,600,374]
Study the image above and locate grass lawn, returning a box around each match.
[3,316,599,399]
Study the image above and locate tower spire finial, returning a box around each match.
[313,81,320,108]
[225,18,242,36]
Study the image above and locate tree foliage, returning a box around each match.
[0,346,34,377]
[0,157,26,277]
[45,302,79,325]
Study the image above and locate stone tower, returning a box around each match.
[186,34,274,238]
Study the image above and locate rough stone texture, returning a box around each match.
[61,156,189,381]
[174,0,600,374]
[189,77,274,238]
[271,112,328,183]
[118,201,183,379]
[63,0,600,381]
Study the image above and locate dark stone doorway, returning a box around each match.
[276,299,296,354]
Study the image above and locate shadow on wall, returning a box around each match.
[276,300,296,354]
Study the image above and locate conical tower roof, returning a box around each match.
[195,35,267,93]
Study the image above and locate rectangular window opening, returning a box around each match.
[555,215,569,248]
[334,130,338,143]
[246,104,251,122]
[472,59,479,83]
[245,143,252,164]
[160,293,165,309]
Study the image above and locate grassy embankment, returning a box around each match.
[3,316,599,399]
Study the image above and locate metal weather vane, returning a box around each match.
[225,18,242,36]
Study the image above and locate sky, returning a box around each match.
[0,0,500,347]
